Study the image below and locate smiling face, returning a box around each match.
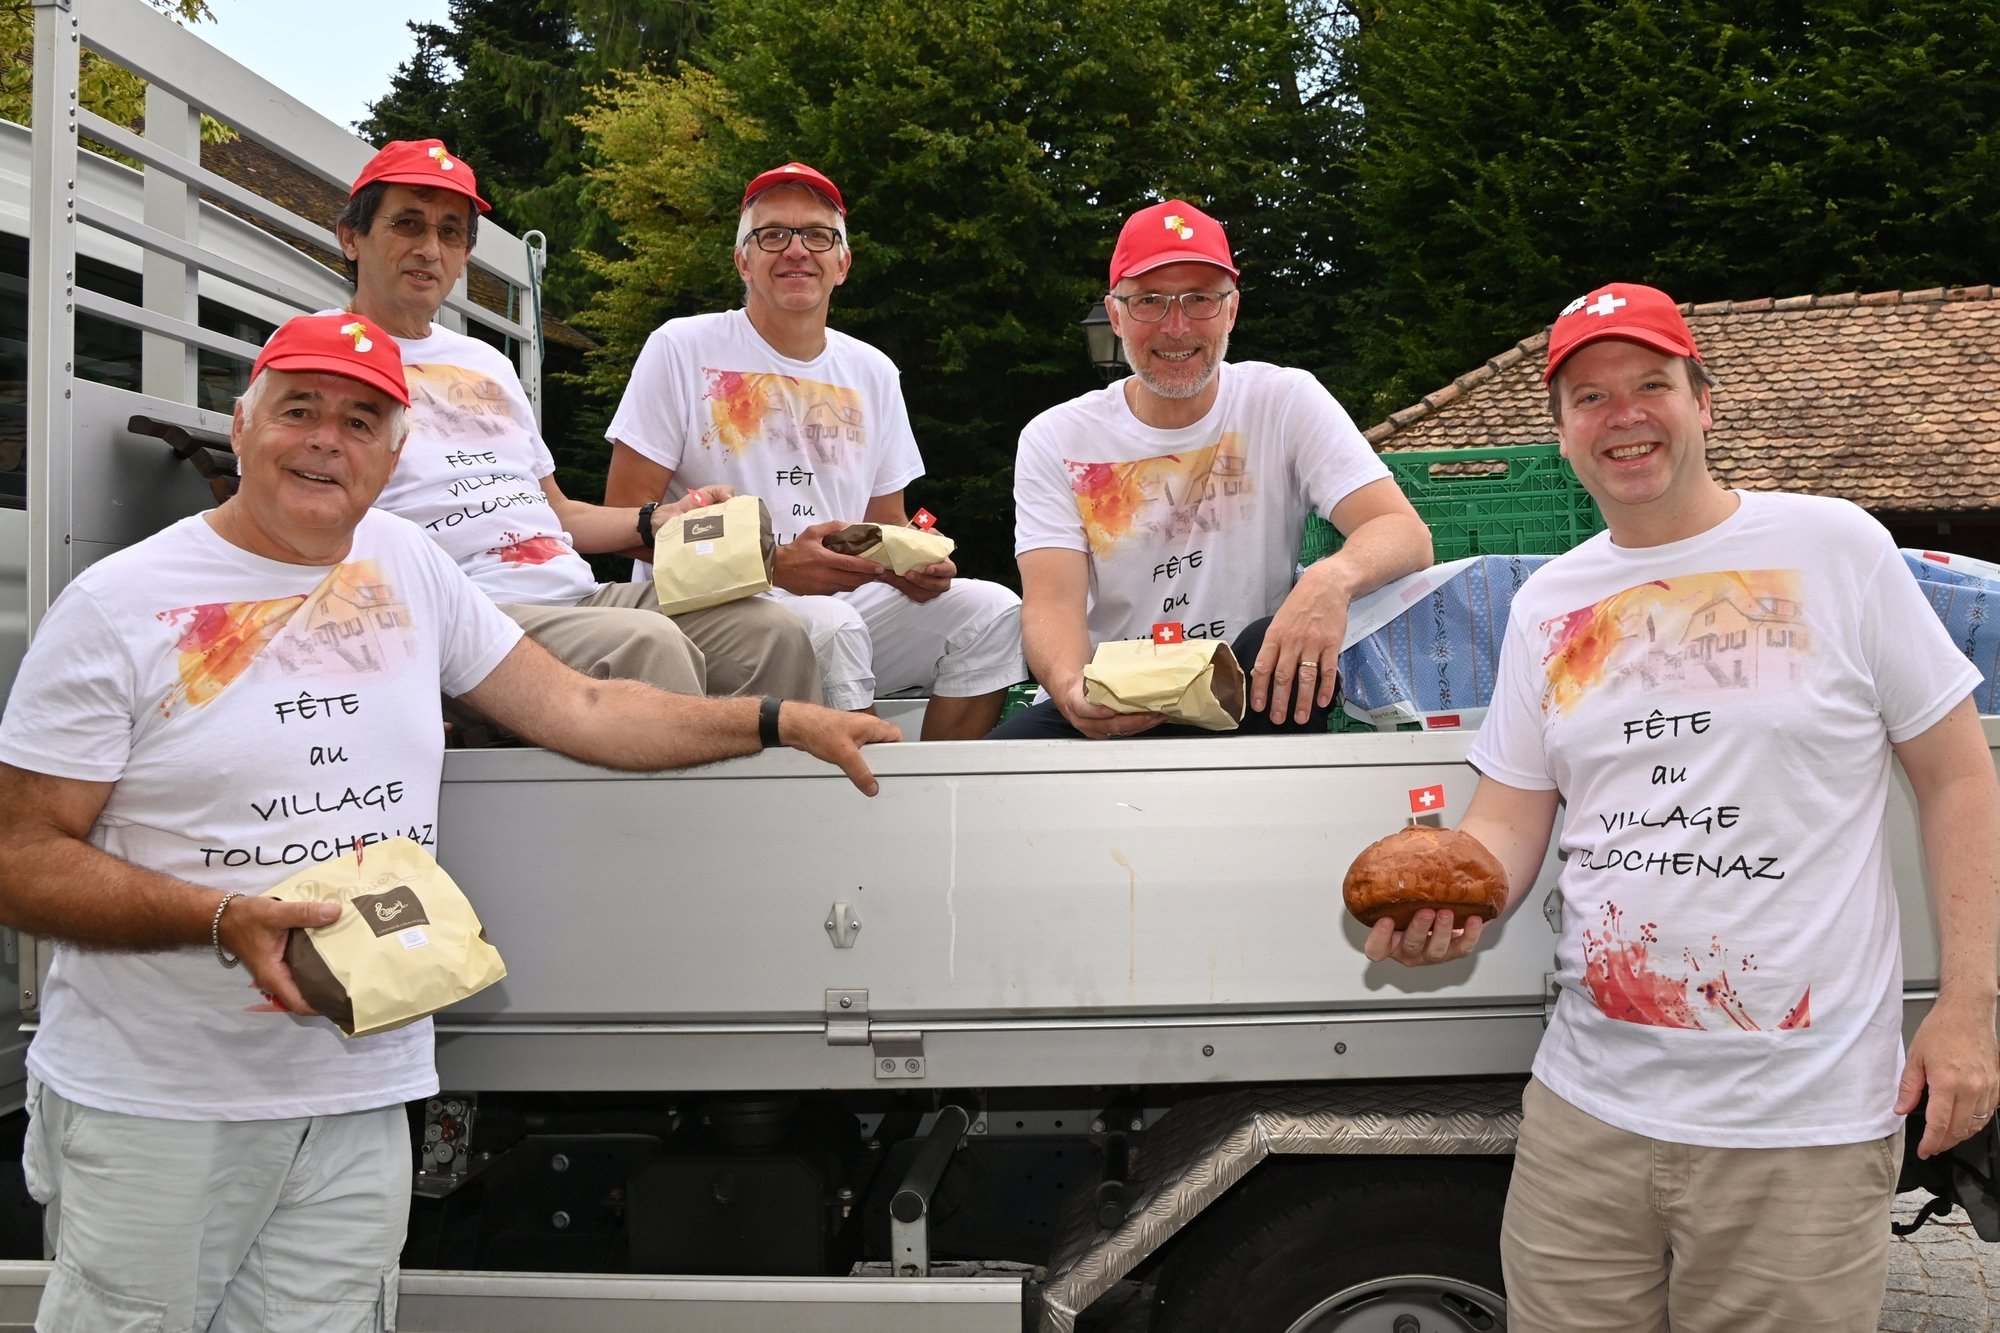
[1552,338,1729,545]
[735,184,850,325]
[339,183,474,336]
[220,369,405,564]
[1109,260,1239,418]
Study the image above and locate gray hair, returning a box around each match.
[1547,355,1717,422]
[240,369,410,453]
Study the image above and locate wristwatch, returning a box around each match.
[636,501,660,548]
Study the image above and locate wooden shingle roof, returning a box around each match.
[1365,285,2000,514]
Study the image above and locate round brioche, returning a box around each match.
[1342,825,1508,931]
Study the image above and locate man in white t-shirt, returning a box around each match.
[993,198,1432,739]
[603,162,1026,740]
[335,139,819,706]
[0,314,896,1328]
[1369,283,2000,1330]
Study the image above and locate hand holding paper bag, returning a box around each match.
[653,494,777,614]
[821,522,957,577]
[1082,638,1246,731]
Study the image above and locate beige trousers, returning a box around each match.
[1502,1077,1901,1333]
[502,580,820,701]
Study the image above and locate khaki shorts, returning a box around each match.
[1502,1077,1900,1333]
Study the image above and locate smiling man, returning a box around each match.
[0,312,895,1327]
[1370,283,2000,1331]
[602,163,1026,740]
[338,140,820,707]
[993,199,1430,739]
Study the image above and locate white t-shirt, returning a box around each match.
[1013,362,1389,645]
[369,321,601,606]
[1469,491,1979,1148]
[0,511,523,1120]
[606,309,925,557]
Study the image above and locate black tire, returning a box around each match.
[1150,1155,1510,1333]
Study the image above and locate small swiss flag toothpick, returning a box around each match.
[1152,622,1184,645]
[911,508,937,531]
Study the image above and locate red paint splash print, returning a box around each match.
[489,534,569,566]
[1581,904,1809,1031]
[156,594,307,716]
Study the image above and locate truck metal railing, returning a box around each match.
[25,0,543,633]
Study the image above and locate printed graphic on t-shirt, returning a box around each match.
[1062,435,1252,557]
[406,363,533,441]
[488,533,568,566]
[702,368,865,464]
[1539,570,1811,715]
[1581,902,1811,1032]
[156,561,416,717]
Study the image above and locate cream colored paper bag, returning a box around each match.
[277,837,506,1038]
[652,495,776,614]
[821,522,956,576]
[1082,639,1246,731]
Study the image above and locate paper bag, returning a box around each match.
[276,837,506,1038]
[821,523,957,576]
[653,495,776,614]
[1082,639,1245,731]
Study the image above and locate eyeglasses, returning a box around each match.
[747,225,841,253]
[1109,290,1236,322]
[384,215,471,251]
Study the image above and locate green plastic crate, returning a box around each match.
[1302,443,1604,565]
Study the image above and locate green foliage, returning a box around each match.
[1339,0,2000,420]
[574,0,1350,580]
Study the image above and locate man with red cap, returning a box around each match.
[0,312,895,1325]
[1370,283,2000,1330]
[336,139,821,710]
[602,162,1027,740]
[993,198,1431,738]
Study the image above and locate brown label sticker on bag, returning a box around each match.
[685,514,725,542]
[354,885,430,937]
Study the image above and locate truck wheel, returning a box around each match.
[1149,1156,1509,1333]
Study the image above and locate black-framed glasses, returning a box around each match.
[384,215,471,251]
[747,225,841,253]
[1109,290,1235,322]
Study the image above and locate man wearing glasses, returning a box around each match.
[603,163,1026,740]
[994,199,1430,738]
[338,140,821,707]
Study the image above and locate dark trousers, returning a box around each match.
[986,616,1333,739]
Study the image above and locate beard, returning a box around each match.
[1126,327,1229,401]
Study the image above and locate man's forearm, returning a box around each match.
[1920,770,2000,1007]
[1312,512,1433,606]
[505,680,769,773]
[1021,605,1093,697]
[0,827,217,951]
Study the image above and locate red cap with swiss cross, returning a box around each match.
[252,313,410,406]
[742,162,846,215]
[350,139,492,213]
[1109,200,1238,290]
[1544,282,1700,384]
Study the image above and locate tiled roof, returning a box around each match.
[1364,286,2000,513]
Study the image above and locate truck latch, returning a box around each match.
[824,990,927,1078]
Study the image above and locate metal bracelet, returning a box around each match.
[211,891,242,969]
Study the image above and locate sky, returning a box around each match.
[196,0,456,133]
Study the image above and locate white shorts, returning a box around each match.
[769,579,1025,711]
[23,1078,410,1331]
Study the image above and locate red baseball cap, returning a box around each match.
[350,139,492,213]
[1544,283,1700,383]
[1109,200,1238,290]
[252,314,411,406]
[742,162,845,215]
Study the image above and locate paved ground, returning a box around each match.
[1885,1192,2000,1332]
[1075,1192,2000,1330]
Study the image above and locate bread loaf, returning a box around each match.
[1342,825,1508,930]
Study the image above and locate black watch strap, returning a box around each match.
[758,696,784,750]
[637,501,659,547]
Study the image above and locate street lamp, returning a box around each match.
[1080,300,1127,381]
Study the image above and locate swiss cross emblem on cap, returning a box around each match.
[428,146,456,171]
[339,321,374,354]
[1153,622,1184,645]
[1163,214,1195,241]
[1408,783,1445,814]
[911,508,937,531]
[1585,292,1626,317]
